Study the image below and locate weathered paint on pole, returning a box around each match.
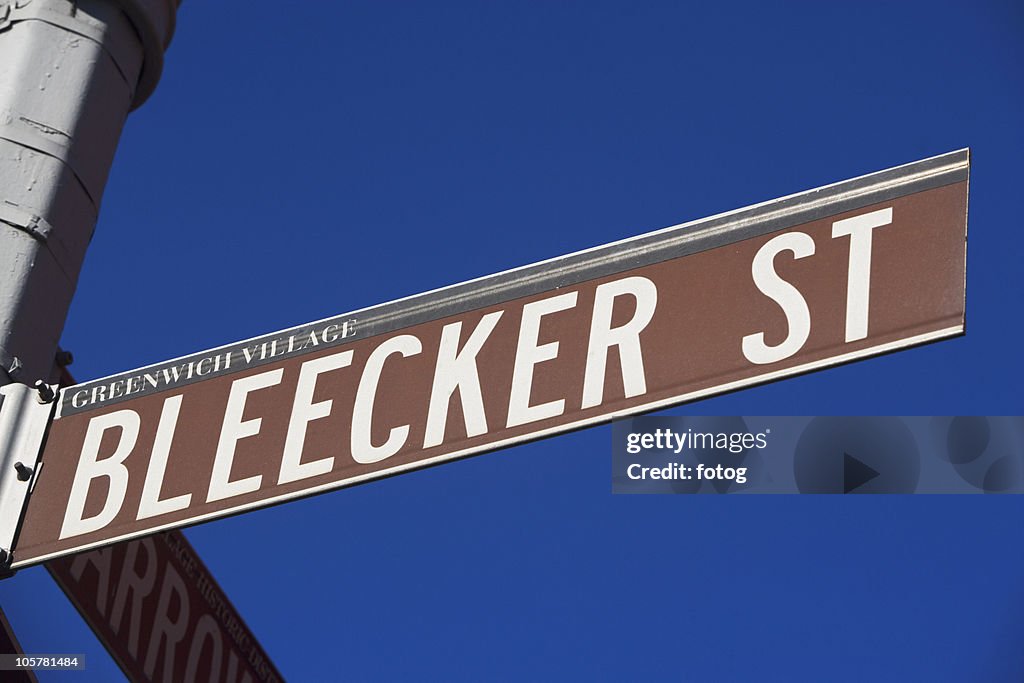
[0,0,179,387]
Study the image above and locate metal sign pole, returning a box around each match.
[0,0,179,386]
[0,0,179,570]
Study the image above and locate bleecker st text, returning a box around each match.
[58,207,893,541]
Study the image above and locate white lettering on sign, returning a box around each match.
[351,335,422,465]
[506,292,579,428]
[57,276,658,538]
[66,321,358,412]
[278,350,353,485]
[832,207,892,342]
[54,222,898,541]
[207,370,283,503]
[581,276,658,409]
[743,206,892,364]
[138,395,191,520]
[61,411,140,539]
[423,312,503,448]
[742,232,816,365]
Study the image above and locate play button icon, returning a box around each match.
[794,417,920,493]
[844,452,880,493]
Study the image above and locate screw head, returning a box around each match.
[14,462,31,481]
[33,380,55,404]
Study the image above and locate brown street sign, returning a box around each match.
[47,529,284,683]
[10,150,969,568]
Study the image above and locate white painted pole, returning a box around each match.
[0,0,179,387]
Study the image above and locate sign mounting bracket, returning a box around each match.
[0,382,57,571]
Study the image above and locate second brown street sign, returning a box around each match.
[47,530,284,683]
[11,150,969,568]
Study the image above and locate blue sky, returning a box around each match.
[2,1,1023,680]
